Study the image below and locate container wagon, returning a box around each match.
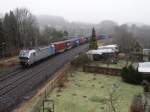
[79,36,87,44]
[70,37,80,47]
[65,40,73,50]
[52,41,66,53]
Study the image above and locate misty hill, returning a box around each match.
[36,15,118,36]
[36,15,68,31]
[36,15,150,48]
[97,20,118,27]
[95,20,118,34]
[126,22,145,27]
[36,15,93,36]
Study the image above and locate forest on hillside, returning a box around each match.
[0,8,150,57]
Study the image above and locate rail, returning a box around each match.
[25,63,71,112]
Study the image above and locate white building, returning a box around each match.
[138,62,150,80]
[98,44,119,53]
[87,48,116,63]
[143,49,150,61]
[138,62,150,75]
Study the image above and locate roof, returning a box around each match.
[20,49,36,54]
[87,49,115,55]
[98,44,118,49]
[98,44,119,53]
[87,50,103,55]
[104,44,118,47]
[98,49,115,53]
[19,49,36,58]
[138,62,150,73]
[143,49,150,52]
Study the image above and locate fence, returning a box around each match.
[83,65,121,76]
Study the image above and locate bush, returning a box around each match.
[121,65,143,84]
[71,53,91,67]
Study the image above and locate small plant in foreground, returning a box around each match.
[71,53,91,67]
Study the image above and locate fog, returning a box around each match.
[0,0,150,24]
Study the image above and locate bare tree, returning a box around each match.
[112,24,136,53]
[106,83,120,112]
[14,8,39,48]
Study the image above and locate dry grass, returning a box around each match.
[42,70,142,112]
[0,56,19,67]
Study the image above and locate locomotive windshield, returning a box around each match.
[19,50,30,58]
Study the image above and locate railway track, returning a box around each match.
[0,67,24,82]
[0,44,88,112]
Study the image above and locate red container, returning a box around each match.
[80,37,86,44]
[52,41,66,53]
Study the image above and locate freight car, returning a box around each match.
[79,36,87,44]
[52,41,66,53]
[65,40,72,50]
[70,37,80,47]
[19,36,88,67]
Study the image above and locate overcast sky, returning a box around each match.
[0,0,150,24]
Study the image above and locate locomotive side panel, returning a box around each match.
[34,46,55,62]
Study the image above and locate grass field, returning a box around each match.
[42,70,142,112]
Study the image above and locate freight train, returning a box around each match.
[19,36,88,67]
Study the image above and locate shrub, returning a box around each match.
[71,53,91,67]
[121,66,128,81]
[121,65,143,84]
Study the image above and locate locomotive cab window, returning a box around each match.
[33,53,36,56]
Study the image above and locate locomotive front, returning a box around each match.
[19,50,32,66]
